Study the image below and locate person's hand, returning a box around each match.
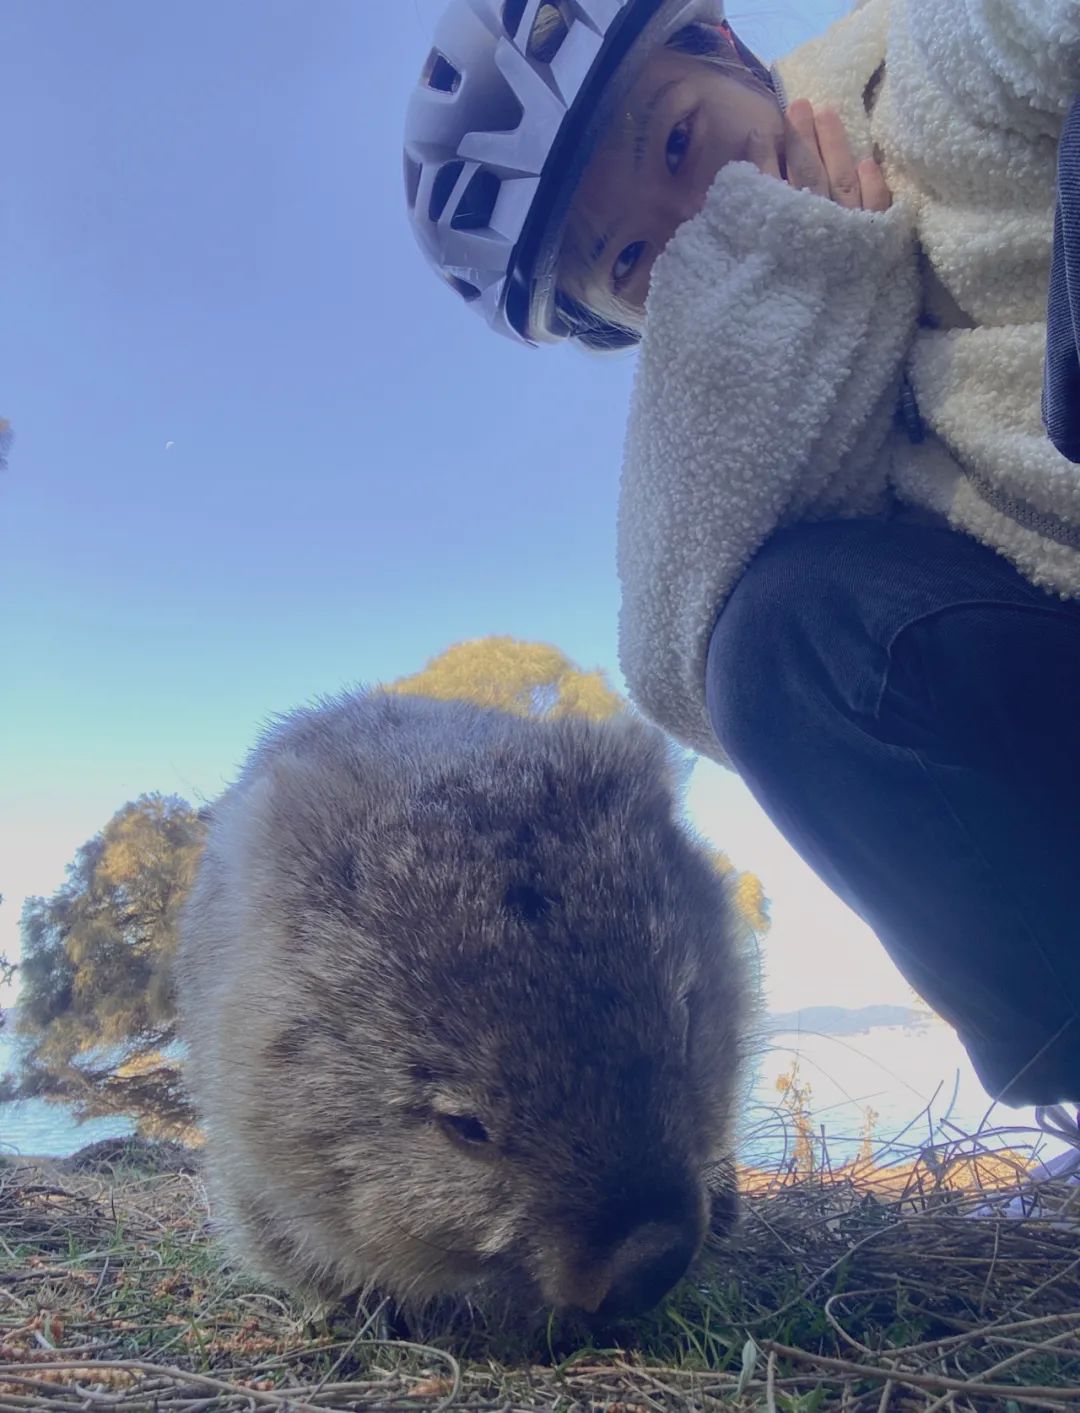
[747,99,892,212]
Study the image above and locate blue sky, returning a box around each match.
[2,0,933,1037]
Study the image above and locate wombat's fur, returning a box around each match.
[176,691,754,1317]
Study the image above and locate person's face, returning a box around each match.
[562,45,784,316]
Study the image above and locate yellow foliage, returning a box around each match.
[732,870,769,935]
[387,637,624,721]
[707,850,770,938]
[98,797,203,895]
[859,1105,881,1165]
[547,667,625,721]
[38,1017,84,1066]
[115,1050,169,1079]
[776,1059,817,1176]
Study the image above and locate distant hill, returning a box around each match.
[765,1005,934,1037]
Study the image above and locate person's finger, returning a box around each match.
[745,127,783,181]
[784,100,829,198]
[857,157,893,212]
[814,107,862,208]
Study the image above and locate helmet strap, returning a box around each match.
[717,21,777,95]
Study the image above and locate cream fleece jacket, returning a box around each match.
[617,0,1080,764]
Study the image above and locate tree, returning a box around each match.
[7,638,769,1137]
[0,895,16,1035]
[11,795,207,1138]
[709,851,771,938]
[388,637,625,721]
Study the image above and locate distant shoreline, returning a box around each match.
[764,1004,933,1038]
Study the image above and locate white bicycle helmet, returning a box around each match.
[404,0,771,347]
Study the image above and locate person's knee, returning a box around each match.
[883,597,1080,780]
[705,518,926,769]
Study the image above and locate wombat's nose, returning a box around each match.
[597,1221,699,1318]
[547,1218,701,1317]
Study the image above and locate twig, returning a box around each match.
[0,1361,324,1412]
[761,1339,1080,1401]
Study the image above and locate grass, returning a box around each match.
[1,1123,1078,1411]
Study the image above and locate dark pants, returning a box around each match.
[706,517,1080,1106]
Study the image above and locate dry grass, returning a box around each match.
[0,1125,1078,1412]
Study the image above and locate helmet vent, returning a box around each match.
[422,49,462,94]
[502,0,529,39]
[403,155,422,211]
[447,276,482,303]
[429,161,465,223]
[451,169,501,231]
[527,3,570,63]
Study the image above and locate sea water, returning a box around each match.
[1,1014,1055,1165]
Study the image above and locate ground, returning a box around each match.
[1,1134,1079,1411]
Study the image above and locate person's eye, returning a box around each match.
[612,240,646,290]
[666,113,696,174]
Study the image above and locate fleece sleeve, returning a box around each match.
[616,163,920,762]
[1044,94,1080,461]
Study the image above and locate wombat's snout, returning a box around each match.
[597,1219,701,1318]
[542,1181,708,1317]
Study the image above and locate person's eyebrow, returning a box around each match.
[633,78,679,171]
[588,229,612,273]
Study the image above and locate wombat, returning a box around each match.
[176,689,755,1318]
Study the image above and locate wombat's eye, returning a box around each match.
[438,1113,491,1149]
